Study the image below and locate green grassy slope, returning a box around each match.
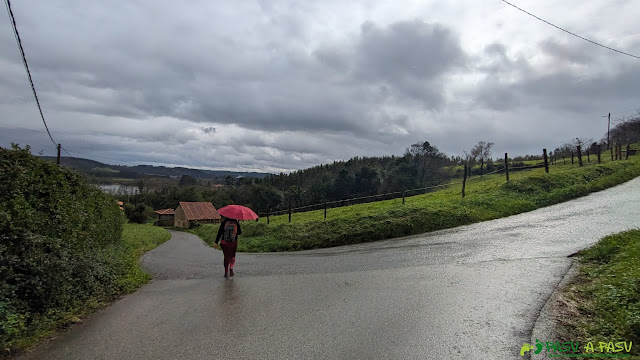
[191,156,640,252]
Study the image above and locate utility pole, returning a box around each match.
[608,112,611,150]
[603,113,611,149]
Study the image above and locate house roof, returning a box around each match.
[178,202,220,221]
[154,208,175,215]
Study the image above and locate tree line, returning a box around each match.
[123,113,640,222]
[125,140,509,221]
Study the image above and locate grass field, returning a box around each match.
[116,223,172,291]
[191,154,640,252]
[556,230,640,357]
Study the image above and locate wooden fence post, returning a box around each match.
[611,147,614,161]
[576,145,583,167]
[402,189,405,205]
[543,149,549,173]
[267,205,270,224]
[626,144,630,160]
[324,201,327,220]
[288,198,292,223]
[505,153,509,182]
[462,164,467,198]
[571,153,574,164]
[597,146,601,164]
[618,145,623,161]
[587,149,590,163]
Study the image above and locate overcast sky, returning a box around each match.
[1,0,639,173]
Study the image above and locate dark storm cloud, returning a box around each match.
[189,19,468,133]
[3,0,638,172]
[475,82,521,111]
[200,19,468,131]
[355,20,466,82]
[474,38,640,114]
[477,42,533,75]
[313,20,468,110]
[476,63,640,114]
[3,8,467,135]
[517,66,640,113]
[539,39,593,65]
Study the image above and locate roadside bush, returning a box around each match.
[0,145,124,350]
[124,203,148,224]
[124,203,156,224]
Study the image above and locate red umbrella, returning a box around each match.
[218,205,258,221]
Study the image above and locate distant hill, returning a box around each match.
[40,156,271,180]
[41,156,107,170]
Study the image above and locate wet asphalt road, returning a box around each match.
[20,177,640,360]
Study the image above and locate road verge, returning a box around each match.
[530,230,640,359]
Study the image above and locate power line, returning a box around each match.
[501,0,640,60]
[61,146,91,172]
[4,0,93,173]
[4,0,57,144]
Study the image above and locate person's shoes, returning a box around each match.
[224,272,228,278]
[229,268,234,277]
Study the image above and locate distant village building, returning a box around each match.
[153,208,175,227]
[174,202,221,229]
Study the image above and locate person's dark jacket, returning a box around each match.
[215,218,242,244]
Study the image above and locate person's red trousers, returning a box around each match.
[219,240,237,273]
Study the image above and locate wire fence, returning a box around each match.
[258,159,552,221]
[257,145,637,222]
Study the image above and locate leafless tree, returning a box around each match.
[470,141,494,174]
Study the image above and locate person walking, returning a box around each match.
[214,217,242,277]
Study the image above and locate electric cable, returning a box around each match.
[502,0,640,59]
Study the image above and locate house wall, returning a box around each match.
[174,206,189,228]
[155,214,174,227]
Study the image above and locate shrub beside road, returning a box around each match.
[0,146,170,355]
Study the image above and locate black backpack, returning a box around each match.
[223,222,238,242]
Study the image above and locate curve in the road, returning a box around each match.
[19,177,640,360]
